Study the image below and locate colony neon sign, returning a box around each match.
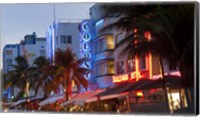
[112,71,142,83]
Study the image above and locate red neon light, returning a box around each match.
[112,71,142,83]
[170,71,181,76]
[149,89,157,93]
[144,31,151,40]
[144,31,152,79]
[152,71,181,80]
[130,71,142,81]
[112,74,129,83]
[134,28,138,33]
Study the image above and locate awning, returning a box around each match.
[79,92,129,104]
[39,94,65,106]
[128,75,182,90]
[97,78,152,96]
[64,91,129,105]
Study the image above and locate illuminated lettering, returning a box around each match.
[130,71,141,81]
[112,74,129,83]
[113,71,142,83]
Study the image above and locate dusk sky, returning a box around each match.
[0,3,94,68]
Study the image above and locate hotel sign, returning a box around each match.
[112,71,142,83]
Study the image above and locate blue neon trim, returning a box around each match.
[95,19,104,26]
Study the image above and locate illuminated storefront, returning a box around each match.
[113,30,155,84]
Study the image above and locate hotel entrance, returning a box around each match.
[167,88,188,113]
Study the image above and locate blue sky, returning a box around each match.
[0,3,94,68]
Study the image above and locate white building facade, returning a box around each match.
[46,22,80,64]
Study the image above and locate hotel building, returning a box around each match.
[79,3,187,113]
[80,3,182,90]
[2,44,20,100]
[2,32,46,100]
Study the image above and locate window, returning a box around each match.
[108,61,114,74]
[40,50,45,56]
[25,38,35,44]
[95,39,106,53]
[107,35,114,49]
[117,61,124,74]
[60,35,67,44]
[67,35,72,44]
[125,30,134,37]
[56,36,58,44]
[6,50,12,55]
[139,55,146,70]
[127,58,135,72]
[6,59,12,65]
[116,33,124,44]
[95,35,114,53]
[95,61,114,76]
[95,62,107,76]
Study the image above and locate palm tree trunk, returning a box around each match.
[65,69,72,101]
[34,83,40,97]
[159,56,170,113]
[44,82,48,98]
[25,82,30,97]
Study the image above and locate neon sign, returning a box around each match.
[112,71,142,83]
[112,74,129,83]
[79,20,96,80]
[152,71,181,80]
[130,71,142,81]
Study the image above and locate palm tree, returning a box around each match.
[53,48,91,101]
[4,56,35,100]
[28,56,56,98]
[99,3,195,112]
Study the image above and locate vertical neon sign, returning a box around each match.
[79,20,94,80]
[52,22,56,65]
[144,31,152,79]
